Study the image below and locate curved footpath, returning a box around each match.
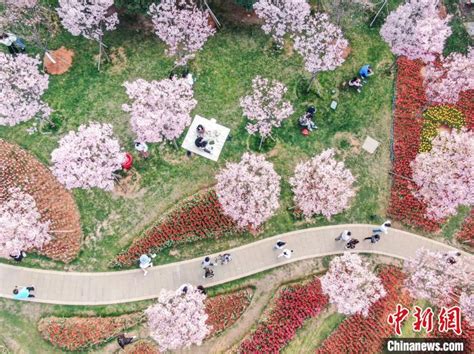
[0,224,471,305]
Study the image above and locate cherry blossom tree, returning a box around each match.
[0,53,51,126]
[148,0,216,66]
[289,149,356,220]
[145,285,210,351]
[0,187,52,259]
[321,253,386,317]
[253,0,310,47]
[424,48,474,104]
[293,13,349,88]
[460,292,473,325]
[51,122,124,191]
[122,77,197,145]
[240,76,294,148]
[411,129,473,220]
[380,0,452,63]
[216,153,281,230]
[56,0,119,69]
[404,248,472,307]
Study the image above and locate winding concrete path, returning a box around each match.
[0,224,471,305]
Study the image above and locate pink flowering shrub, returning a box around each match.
[321,253,387,317]
[380,0,452,63]
[4,0,37,7]
[51,122,124,191]
[424,48,474,104]
[289,149,356,220]
[411,129,473,219]
[253,0,310,47]
[0,53,50,126]
[216,153,281,229]
[122,77,197,143]
[404,248,472,307]
[148,0,216,66]
[0,187,52,258]
[460,292,474,325]
[240,76,294,142]
[145,285,210,352]
[294,13,348,78]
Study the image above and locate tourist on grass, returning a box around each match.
[273,240,287,250]
[201,256,215,268]
[203,267,214,279]
[9,251,27,262]
[359,64,374,80]
[298,112,317,131]
[12,286,35,300]
[117,333,136,349]
[348,77,363,93]
[364,234,381,244]
[134,141,149,158]
[195,136,213,154]
[335,230,352,242]
[197,124,205,137]
[0,32,24,55]
[139,253,156,276]
[345,239,359,249]
[278,249,294,259]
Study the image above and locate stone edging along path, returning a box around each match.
[0,224,471,306]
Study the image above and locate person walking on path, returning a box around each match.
[364,234,381,244]
[273,240,287,250]
[203,267,214,279]
[12,286,35,300]
[9,251,27,262]
[139,253,156,276]
[117,333,136,349]
[215,253,232,265]
[345,239,359,249]
[335,230,352,242]
[134,141,149,158]
[372,220,391,236]
[197,285,206,294]
[177,283,192,296]
[278,249,294,259]
[201,256,215,268]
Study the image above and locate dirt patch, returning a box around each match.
[44,47,74,75]
[112,170,146,199]
[109,47,128,74]
[216,3,263,26]
[332,132,361,157]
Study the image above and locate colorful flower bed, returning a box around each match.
[455,209,474,248]
[124,339,160,354]
[114,190,239,267]
[239,277,328,352]
[429,319,473,352]
[316,266,412,354]
[205,287,254,337]
[37,313,143,351]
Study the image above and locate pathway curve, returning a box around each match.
[0,224,471,305]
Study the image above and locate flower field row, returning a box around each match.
[37,313,143,351]
[456,209,474,248]
[114,190,239,267]
[316,266,412,354]
[205,287,254,337]
[124,340,160,354]
[239,277,328,352]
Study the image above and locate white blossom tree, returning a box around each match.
[0,53,51,126]
[145,285,210,352]
[289,149,356,220]
[240,76,294,148]
[216,153,281,230]
[51,122,124,191]
[253,0,310,47]
[411,129,473,220]
[0,187,52,258]
[148,0,216,66]
[122,77,197,145]
[380,0,452,63]
[321,253,387,317]
[404,248,472,307]
[56,0,119,69]
[424,48,474,104]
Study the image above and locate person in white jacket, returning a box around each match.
[0,32,23,55]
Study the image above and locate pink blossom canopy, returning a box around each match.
[145,285,210,351]
[380,0,452,63]
[148,0,216,66]
[240,76,294,139]
[321,253,386,317]
[51,122,124,191]
[216,153,281,229]
[0,53,51,126]
[411,129,474,220]
[0,187,52,258]
[122,77,197,143]
[290,149,356,220]
[460,292,474,326]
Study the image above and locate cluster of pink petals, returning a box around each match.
[0,187,52,258]
[290,149,356,220]
[380,0,452,63]
[411,129,473,220]
[51,122,124,191]
[404,248,473,307]
[424,48,474,104]
[240,76,294,139]
[148,0,216,66]
[122,77,197,143]
[4,0,37,8]
[459,292,473,325]
[321,253,387,317]
[145,285,210,352]
[216,153,281,229]
[253,0,310,47]
[56,0,118,42]
[0,53,50,126]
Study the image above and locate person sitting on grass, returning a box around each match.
[359,64,374,81]
[348,77,363,93]
[298,110,317,132]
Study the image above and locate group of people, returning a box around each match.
[298,106,318,133]
[347,64,374,93]
[201,253,232,279]
[194,124,214,154]
[335,220,392,249]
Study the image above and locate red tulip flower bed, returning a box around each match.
[37,313,143,351]
[206,287,253,337]
[455,209,474,248]
[124,340,160,354]
[429,320,473,352]
[239,277,328,352]
[114,190,238,267]
[316,266,412,354]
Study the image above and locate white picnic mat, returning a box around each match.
[181,115,230,161]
